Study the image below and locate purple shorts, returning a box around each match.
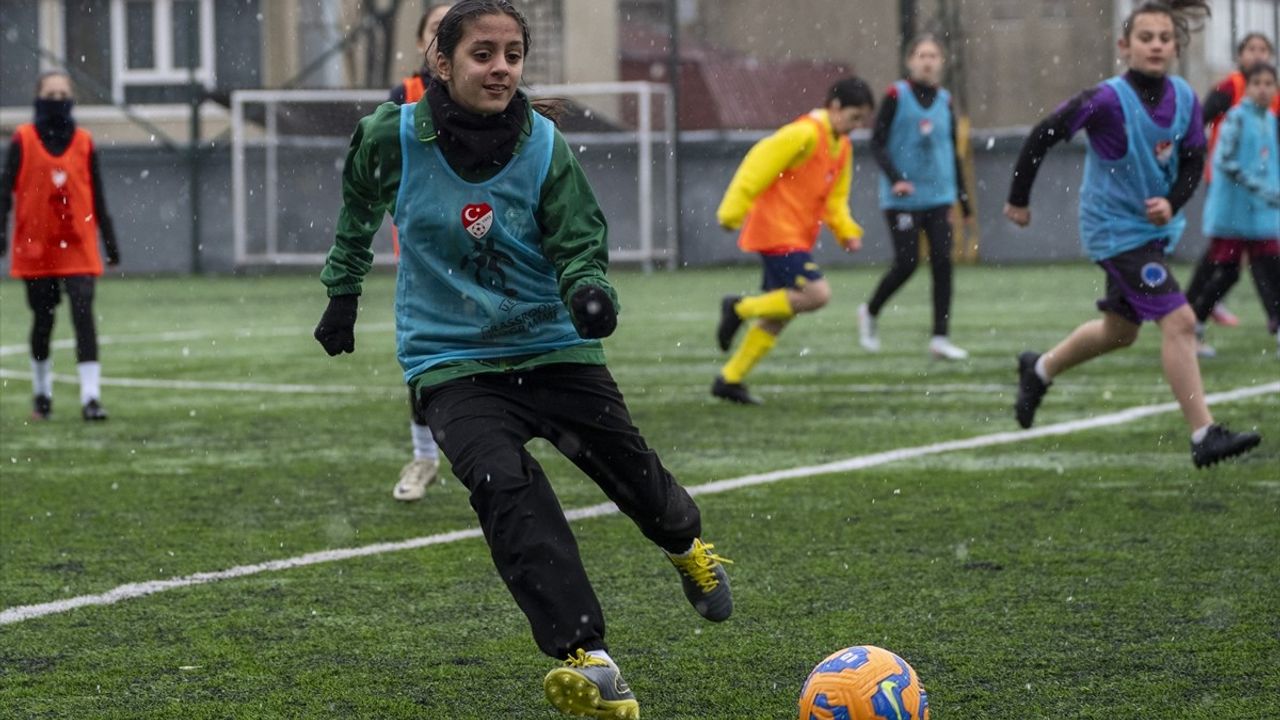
[1095,241,1187,324]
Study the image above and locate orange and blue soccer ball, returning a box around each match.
[798,645,930,720]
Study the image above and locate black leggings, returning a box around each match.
[24,276,98,363]
[418,363,701,659]
[1189,255,1280,324]
[867,206,954,336]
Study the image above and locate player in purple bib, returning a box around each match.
[1002,0,1261,468]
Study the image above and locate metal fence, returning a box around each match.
[1,127,1218,277]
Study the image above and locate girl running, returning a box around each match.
[712,77,873,405]
[859,33,972,360]
[0,70,120,421]
[1190,62,1280,358]
[1004,0,1261,468]
[388,2,453,503]
[1185,32,1280,353]
[315,3,731,716]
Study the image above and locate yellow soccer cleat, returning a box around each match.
[544,649,640,719]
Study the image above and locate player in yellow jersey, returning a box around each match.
[712,77,874,404]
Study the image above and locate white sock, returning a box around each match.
[77,361,101,405]
[1191,424,1212,444]
[410,422,439,460]
[586,649,615,666]
[1034,355,1053,384]
[31,358,53,397]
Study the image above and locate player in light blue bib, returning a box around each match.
[1187,62,1280,358]
[860,33,973,360]
[1002,0,1260,467]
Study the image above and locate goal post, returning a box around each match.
[230,82,677,270]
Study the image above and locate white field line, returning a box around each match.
[0,368,1010,398]
[0,323,398,359]
[2,380,1274,627]
[0,369,384,396]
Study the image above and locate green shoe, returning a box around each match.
[668,538,733,622]
[544,649,640,719]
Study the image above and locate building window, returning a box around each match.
[109,0,214,102]
[521,0,564,85]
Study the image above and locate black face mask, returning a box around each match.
[35,98,75,127]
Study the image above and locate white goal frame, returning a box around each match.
[231,82,677,270]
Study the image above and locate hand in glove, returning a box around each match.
[570,285,617,339]
[314,294,359,356]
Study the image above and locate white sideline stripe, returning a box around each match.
[0,369,386,396]
[0,323,398,358]
[0,330,211,358]
[2,381,1275,627]
[0,369,1011,399]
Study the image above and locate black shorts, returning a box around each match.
[1095,241,1187,324]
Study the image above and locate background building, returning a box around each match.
[0,0,620,142]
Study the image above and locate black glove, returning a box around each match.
[314,294,359,356]
[570,285,617,339]
[104,239,120,266]
[101,219,120,266]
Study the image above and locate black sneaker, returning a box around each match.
[711,375,761,405]
[668,538,733,622]
[82,399,109,421]
[1191,425,1261,468]
[1015,351,1050,429]
[33,395,52,420]
[716,295,744,351]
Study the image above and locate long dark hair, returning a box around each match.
[434,0,531,67]
[1236,32,1275,58]
[432,0,564,123]
[1121,1,1211,50]
[418,3,454,43]
[904,32,945,60]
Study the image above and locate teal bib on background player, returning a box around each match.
[1202,101,1280,240]
[1079,75,1193,261]
[878,80,957,211]
[392,103,590,383]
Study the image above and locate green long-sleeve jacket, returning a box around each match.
[320,94,616,389]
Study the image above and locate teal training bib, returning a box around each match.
[392,103,588,382]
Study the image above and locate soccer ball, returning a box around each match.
[798,645,930,720]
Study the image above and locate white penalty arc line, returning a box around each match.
[2,380,1275,627]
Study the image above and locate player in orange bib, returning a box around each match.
[711,77,873,404]
[385,2,453,503]
[390,3,454,105]
[0,71,120,421]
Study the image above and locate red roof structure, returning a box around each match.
[619,23,853,131]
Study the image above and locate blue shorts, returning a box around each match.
[760,251,823,291]
[1096,241,1187,324]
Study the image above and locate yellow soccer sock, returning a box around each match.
[734,290,794,321]
[721,326,778,384]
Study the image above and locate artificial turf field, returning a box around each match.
[1,265,1277,719]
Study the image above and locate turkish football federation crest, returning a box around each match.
[1154,140,1174,166]
[462,202,494,239]
[918,118,934,136]
[459,201,517,298]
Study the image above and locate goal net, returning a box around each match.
[231,82,676,270]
